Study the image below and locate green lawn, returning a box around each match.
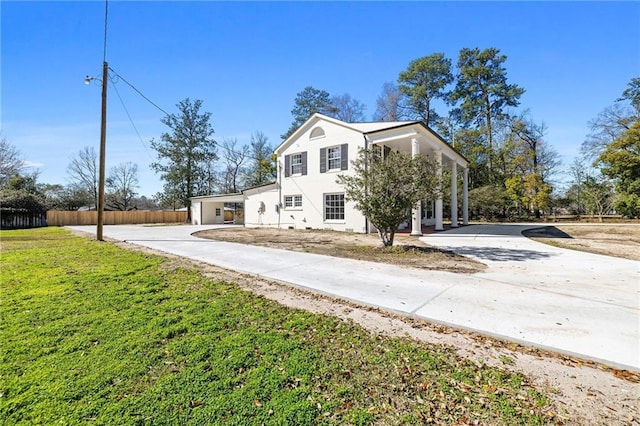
[1,227,555,425]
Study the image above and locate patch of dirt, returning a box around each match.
[524,224,640,261]
[194,227,486,274]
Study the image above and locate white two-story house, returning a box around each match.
[191,113,469,236]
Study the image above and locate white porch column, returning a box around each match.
[435,150,444,231]
[450,161,458,228]
[463,167,469,225]
[410,138,423,236]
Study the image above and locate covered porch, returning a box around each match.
[363,122,469,236]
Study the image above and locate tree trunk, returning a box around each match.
[485,97,493,178]
[378,229,395,247]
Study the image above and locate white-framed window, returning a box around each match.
[290,153,302,175]
[324,193,345,221]
[284,195,303,209]
[320,144,347,173]
[327,146,341,170]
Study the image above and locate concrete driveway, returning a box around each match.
[68,224,640,371]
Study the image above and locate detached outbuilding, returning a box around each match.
[190,193,245,225]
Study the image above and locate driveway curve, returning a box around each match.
[68,224,639,371]
[421,224,639,371]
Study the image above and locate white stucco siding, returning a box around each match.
[278,121,367,233]
[201,202,224,224]
[244,185,280,227]
[191,202,202,225]
[193,114,466,233]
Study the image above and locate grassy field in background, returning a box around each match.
[0,228,555,425]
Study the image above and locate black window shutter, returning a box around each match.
[301,151,308,175]
[320,148,327,173]
[284,154,291,177]
[340,144,348,170]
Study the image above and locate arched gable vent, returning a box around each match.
[310,127,325,139]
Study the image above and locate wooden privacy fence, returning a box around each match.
[47,210,188,226]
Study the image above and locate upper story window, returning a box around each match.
[290,153,302,175]
[284,152,307,177]
[320,144,348,173]
[310,127,325,139]
[327,146,341,170]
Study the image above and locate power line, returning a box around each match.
[106,67,276,165]
[108,67,171,117]
[109,75,154,161]
[106,73,273,165]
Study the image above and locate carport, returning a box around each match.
[190,193,245,225]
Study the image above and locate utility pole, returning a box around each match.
[97,61,108,241]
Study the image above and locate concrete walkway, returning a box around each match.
[68,224,640,371]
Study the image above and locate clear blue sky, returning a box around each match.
[2,1,639,197]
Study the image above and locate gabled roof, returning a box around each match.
[275,113,422,154]
[349,120,419,133]
[274,113,467,165]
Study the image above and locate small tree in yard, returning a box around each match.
[337,149,440,247]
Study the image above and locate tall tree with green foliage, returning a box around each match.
[507,115,559,217]
[281,86,332,140]
[151,98,217,221]
[41,184,91,211]
[581,175,616,220]
[0,173,47,218]
[617,76,640,115]
[580,77,640,218]
[397,53,453,126]
[450,48,525,178]
[468,184,510,219]
[154,188,183,211]
[582,77,639,160]
[504,173,552,218]
[597,120,640,218]
[244,131,276,188]
[449,128,488,189]
[337,149,440,247]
